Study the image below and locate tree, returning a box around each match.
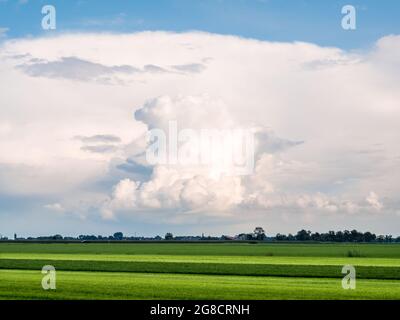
[311,232,321,241]
[377,235,385,242]
[363,232,376,242]
[343,230,351,242]
[245,233,254,240]
[296,229,311,241]
[275,233,287,241]
[350,229,361,242]
[327,231,336,242]
[254,227,266,240]
[165,233,174,240]
[385,235,393,243]
[287,233,295,241]
[113,232,123,240]
[335,231,344,242]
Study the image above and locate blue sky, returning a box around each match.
[1,0,399,49]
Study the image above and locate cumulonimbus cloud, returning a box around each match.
[1,31,399,231]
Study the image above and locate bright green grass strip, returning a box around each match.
[1,243,399,258]
[0,269,399,300]
[1,253,400,267]
[0,253,400,267]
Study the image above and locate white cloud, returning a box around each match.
[366,192,383,211]
[103,166,244,219]
[44,203,65,213]
[1,32,400,231]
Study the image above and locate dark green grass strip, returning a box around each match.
[0,259,398,280]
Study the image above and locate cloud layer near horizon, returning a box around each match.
[0,31,399,234]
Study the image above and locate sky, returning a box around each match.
[1,0,400,48]
[0,0,399,238]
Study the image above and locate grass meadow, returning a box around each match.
[0,243,399,300]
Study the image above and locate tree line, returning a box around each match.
[275,229,398,243]
[3,227,399,243]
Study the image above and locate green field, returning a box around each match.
[0,243,399,300]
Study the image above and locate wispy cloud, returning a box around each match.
[16,56,207,83]
[0,27,9,37]
[17,56,139,82]
[74,135,122,144]
[171,63,207,73]
[80,13,127,27]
